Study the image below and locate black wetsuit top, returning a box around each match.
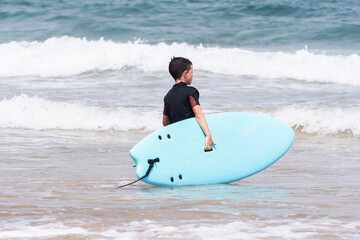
[163,82,200,124]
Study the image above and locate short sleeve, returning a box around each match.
[189,88,200,107]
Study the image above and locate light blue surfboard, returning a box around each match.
[130,112,294,187]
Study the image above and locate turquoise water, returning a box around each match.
[1,0,360,51]
[0,0,360,239]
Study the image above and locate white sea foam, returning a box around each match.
[0,223,87,238]
[0,218,359,239]
[0,36,359,86]
[0,94,161,131]
[266,105,360,136]
[0,95,359,135]
[115,219,360,239]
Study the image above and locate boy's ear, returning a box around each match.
[181,70,188,78]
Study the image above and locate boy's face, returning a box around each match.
[184,65,193,85]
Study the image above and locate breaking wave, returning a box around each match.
[0,95,359,136]
[0,36,359,86]
[0,94,161,131]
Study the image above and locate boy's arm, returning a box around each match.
[163,114,170,126]
[192,105,215,151]
[163,105,170,126]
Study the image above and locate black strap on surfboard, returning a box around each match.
[118,158,160,188]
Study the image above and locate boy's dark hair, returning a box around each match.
[169,57,192,80]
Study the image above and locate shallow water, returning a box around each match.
[1,129,359,239]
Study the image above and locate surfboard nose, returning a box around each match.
[129,149,138,165]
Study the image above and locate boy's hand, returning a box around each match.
[192,105,215,151]
[205,135,216,151]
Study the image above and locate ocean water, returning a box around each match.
[1,0,360,239]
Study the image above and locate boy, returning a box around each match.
[163,57,215,151]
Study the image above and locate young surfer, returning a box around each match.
[163,57,215,151]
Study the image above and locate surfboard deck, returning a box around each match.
[130,112,294,187]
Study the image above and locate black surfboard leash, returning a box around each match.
[118,158,160,188]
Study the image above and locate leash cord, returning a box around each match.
[118,158,159,188]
